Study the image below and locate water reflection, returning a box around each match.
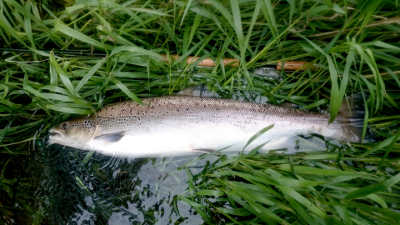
[37,132,332,224]
[39,144,209,225]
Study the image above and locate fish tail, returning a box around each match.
[336,94,367,142]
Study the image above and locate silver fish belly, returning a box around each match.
[48,96,360,157]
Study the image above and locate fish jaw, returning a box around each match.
[48,127,93,150]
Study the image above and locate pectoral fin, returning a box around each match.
[94,131,125,143]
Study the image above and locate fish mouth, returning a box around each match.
[48,128,63,137]
[47,128,65,146]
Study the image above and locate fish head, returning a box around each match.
[48,118,97,149]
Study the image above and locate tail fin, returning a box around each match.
[337,94,368,143]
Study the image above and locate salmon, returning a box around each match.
[48,96,361,157]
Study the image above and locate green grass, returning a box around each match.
[0,0,399,224]
[181,143,400,225]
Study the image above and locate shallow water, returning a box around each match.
[37,85,337,224]
[36,133,331,225]
[37,143,216,224]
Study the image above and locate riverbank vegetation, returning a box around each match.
[0,0,399,224]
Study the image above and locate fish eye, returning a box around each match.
[61,122,68,130]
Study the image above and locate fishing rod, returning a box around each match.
[0,48,107,57]
[0,47,311,71]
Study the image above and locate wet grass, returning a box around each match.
[0,0,399,224]
[181,141,400,225]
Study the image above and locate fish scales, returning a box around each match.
[91,97,327,135]
[97,96,315,118]
[48,96,360,157]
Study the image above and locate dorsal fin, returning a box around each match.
[177,85,220,98]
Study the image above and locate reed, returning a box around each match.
[0,0,399,224]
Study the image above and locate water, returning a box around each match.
[36,83,333,224]
[37,144,221,225]
[36,131,331,225]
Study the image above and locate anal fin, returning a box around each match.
[192,148,216,153]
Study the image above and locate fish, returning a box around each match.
[48,96,362,158]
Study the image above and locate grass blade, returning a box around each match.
[54,21,105,49]
[111,78,142,104]
[260,0,278,37]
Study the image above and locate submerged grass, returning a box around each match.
[181,143,400,225]
[0,0,399,224]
